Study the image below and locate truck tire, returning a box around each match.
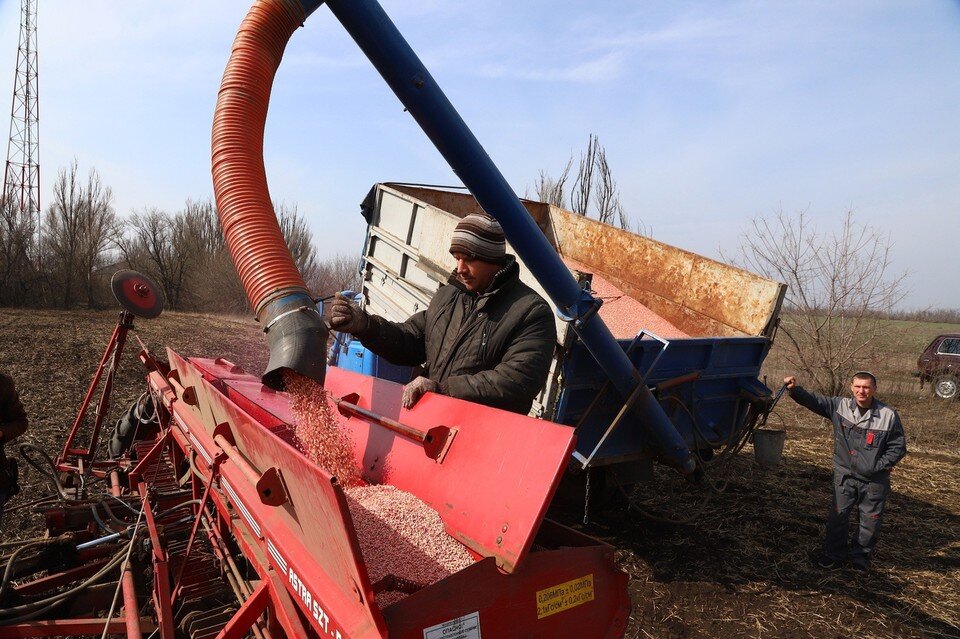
[933,374,959,400]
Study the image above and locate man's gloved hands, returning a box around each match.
[329,293,370,335]
[402,376,439,409]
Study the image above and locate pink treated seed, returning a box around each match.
[284,374,474,609]
[562,256,688,339]
[346,484,474,607]
[284,371,361,486]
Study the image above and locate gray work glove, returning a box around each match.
[329,293,370,335]
[402,376,439,409]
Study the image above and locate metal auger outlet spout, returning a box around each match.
[260,292,329,389]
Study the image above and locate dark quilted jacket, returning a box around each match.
[0,373,28,444]
[358,256,556,414]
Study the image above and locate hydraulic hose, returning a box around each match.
[212,0,328,388]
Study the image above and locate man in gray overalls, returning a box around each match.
[784,371,907,570]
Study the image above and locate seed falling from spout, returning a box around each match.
[284,370,360,486]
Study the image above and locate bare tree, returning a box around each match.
[0,185,39,305]
[176,199,246,313]
[534,134,648,235]
[617,204,651,237]
[181,199,225,255]
[117,209,193,310]
[571,134,599,216]
[309,254,359,300]
[733,209,908,394]
[43,162,84,306]
[78,169,117,308]
[142,199,322,315]
[533,158,572,208]
[594,146,619,225]
[276,202,320,285]
[43,161,114,308]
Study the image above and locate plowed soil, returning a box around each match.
[1,308,957,638]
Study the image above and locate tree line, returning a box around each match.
[0,161,357,314]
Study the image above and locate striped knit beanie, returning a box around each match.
[449,213,506,263]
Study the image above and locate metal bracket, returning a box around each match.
[573,329,671,469]
[334,393,457,462]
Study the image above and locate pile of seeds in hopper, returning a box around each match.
[284,372,474,606]
[345,484,474,607]
[561,257,688,339]
[284,371,360,486]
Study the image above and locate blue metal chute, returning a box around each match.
[317,0,696,473]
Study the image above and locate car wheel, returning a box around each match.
[933,374,959,400]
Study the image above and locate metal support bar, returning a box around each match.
[108,469,144,639]
[171,454,223,604]
[572,331,668,465]
[263,571,311,639]
[218,581,271,639]
[128,428,171,488]
[334,393,456,461]
[198,513,269,639]
[579,380,649,469]
[57,311,134,471]
[635,330,670,381]
[213,431,288,506]
[138,482,174,639]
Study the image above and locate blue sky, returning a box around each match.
[1,1,958,309]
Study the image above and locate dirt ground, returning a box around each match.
[1,308,957,638]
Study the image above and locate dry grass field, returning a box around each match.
[0,308,957,638]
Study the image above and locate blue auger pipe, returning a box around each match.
[308,0,696,474]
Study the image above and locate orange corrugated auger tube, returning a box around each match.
[212,0,329,388]
[212,0,307,318]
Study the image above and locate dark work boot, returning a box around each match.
[850,556,870,571]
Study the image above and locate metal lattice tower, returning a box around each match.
[3,0,40,225]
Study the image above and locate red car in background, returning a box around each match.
[918,333,960,400]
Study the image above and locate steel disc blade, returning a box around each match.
[111,270,164,319]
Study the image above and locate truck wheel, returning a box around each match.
[933,374,959,400]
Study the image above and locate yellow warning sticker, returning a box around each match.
[536,574,595,619]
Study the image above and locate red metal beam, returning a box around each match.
[140,484,175,639]
[58,313,133,471]
[216,581,270,639]
[109,469,143,639]
[9,560,109,597]
[0,617,156,638]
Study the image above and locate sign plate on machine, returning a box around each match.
[536,574,595,619]
[423,612,481,639]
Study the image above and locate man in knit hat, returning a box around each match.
[331,213,556,413]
